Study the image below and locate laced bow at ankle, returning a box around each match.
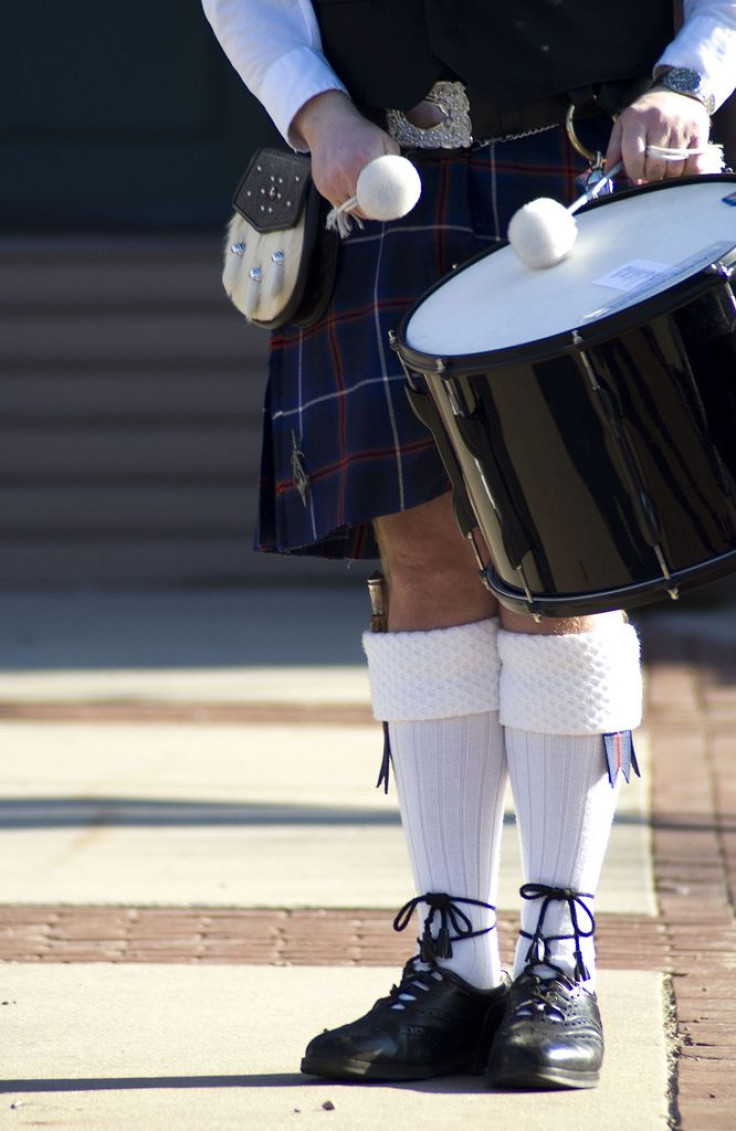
[519,883,596,982]
[393,892,497,963]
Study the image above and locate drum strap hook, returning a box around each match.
[565,103,604,171]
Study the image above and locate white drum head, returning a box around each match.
[404,179,736,358]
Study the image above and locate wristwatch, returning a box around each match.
[653,67,715,115]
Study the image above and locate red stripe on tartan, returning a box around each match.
[614,732,623,772]
[272,436,438,496]
[492,124,591,206]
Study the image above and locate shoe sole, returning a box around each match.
[486,1066,600,1091]
[301,1054,479,1082]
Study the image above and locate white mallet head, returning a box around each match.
[356,154,422,221]
[507,197,579,269]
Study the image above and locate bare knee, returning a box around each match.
[374,493,498,631]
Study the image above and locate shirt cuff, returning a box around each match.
[258,46,349,148]
[656,15,736,110]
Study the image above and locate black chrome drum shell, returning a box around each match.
[396,176,736,616]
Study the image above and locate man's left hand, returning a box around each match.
[605,89,713,183]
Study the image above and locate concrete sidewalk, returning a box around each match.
[1,966,667,1131]
[1,589,735,1128]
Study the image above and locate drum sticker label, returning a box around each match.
[723,192,736,206]
[583,241,736,322]
[592,259,675,293]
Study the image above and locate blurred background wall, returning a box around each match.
[1,3,734,589]
[0,1,337,588]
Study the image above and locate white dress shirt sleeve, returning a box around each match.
[202,0,736,145]
[201,0,348,148]
[656,0,736,109]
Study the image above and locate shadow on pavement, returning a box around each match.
[0,1072,490,1095]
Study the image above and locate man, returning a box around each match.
[203,0,736,1090]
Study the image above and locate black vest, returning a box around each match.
[312,0,674,112]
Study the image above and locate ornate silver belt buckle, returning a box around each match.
[386,80,473,149]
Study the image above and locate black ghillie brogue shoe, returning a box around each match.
[301,893,508,1081]
[301,957,508,1081]
[485,970,603,1090]
[486,883,603,1090]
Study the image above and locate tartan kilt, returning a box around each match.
[256,122,604,559]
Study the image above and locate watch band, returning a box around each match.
[652,67,715,115]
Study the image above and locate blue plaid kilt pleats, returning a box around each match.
[256,121,608,559]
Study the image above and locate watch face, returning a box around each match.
[666,68,702,95]
[662,68,715,113]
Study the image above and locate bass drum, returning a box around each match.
[396,175,736,616]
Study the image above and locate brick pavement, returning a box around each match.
[1,620,735,1128]
[642,621,736,1130]
[0,906,667,969]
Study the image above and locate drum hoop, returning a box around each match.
[484,545,736,619]
[574,170,736,218]
[396,173,736,376]
[397,258,732,377]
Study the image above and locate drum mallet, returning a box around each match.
[507,161,623,270]
[326,155,422,236]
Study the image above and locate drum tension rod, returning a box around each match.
[515,564,542,622]
[467,529,486,575]
[571,331,600,392]
[388,330,417,389]
[468,535,542,622]
[724,279,736,319]
[653,544,679,601]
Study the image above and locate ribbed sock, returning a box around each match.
[390,712,507,988]
[364,618,506,989]
[505,730,618,987]
[498,621,643,988]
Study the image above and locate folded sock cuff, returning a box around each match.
[363,618,500,720]
[498,622,642,734]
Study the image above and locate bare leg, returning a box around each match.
[374,490,618,637]
[374,492,498,630]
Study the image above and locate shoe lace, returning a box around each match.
[518,883,596,983]
[383,955,445,1011]
[510,970,577,1021]
[393,891,498,963]
[385,892,498,1011]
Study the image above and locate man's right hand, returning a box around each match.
[292,91,400,217]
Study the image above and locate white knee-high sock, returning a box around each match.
[498,619,642,988]
[364,618,506,989]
